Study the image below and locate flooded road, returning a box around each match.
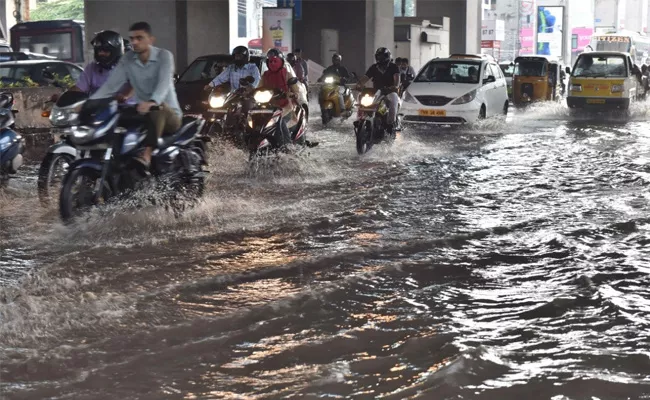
[2,103,650,399]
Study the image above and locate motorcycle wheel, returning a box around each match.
[38,153,74,207]
[321,109,332,126]
[356,121,374,155]
[59,166,108,223]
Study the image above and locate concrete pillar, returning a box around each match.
[365,0,395,69]
[417,0,473,54]
[84,0,229,71]
[465,0,481,53]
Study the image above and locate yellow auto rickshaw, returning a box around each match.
[512,55,564,107]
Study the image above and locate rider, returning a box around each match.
[205,46,261,91]
[91,21,182,170]
[72,30,133,103]
[259,52,301,147]
[286,52,297,69]
[356,47,400,134]
[319,53,351,112]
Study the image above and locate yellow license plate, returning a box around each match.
[418,109,446,116]
[586,99,606,104]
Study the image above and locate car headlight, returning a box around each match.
[254,90,273,104]
[360,94,374,107]
[611,84,624,93]
[570,83,582,92]
[0,135,10,151]
[451,89,477,105]
[209,95,226,108]
[324,76,335,84]
[403,91,418,104]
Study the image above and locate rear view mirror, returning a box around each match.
[565,66,571,74]
[246,75,256,83]
[483,75,496,84]
[173,73,179,83]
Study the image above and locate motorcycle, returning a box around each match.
[205,77,257,148]
[58,99,209,222]
[353,88,400,155]
[318,75,355,126]
[0,93,24,187]
[37,90,87,206]
[246,78,312,162]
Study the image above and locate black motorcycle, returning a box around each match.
[353,88,398,155]
[205,77,257,148]
[37,90,87,206]
[59,99,208,222]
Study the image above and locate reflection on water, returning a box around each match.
[2,101,650,398]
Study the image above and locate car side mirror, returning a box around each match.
[287,77,299,85]
[483,75,496,84]
[565,67,571,74]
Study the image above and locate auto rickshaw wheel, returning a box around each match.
[503,101,509,115]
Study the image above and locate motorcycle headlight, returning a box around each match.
[403,91,418,104]
[209,94,226,108]
[0,135,10,151]
[254,90,273,104]
[611,84,624,93]
[452,89,477,105]
[360,94,374,107]
[50,107,79,127]
[69,126,96,143]
[324,76,335,84]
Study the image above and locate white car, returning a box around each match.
[401,54,509,125]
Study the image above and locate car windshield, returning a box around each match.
[415,61,481,84]
[500,63,514,77]
[514,61,547,77]
[573,55,627,77]
[178,57,232,83]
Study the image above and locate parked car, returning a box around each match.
[0,60,82,86]
[401,54,509,125]
[175,54,266,116]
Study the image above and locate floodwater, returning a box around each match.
[2,102,650,399]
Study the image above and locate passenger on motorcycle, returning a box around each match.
[204,46,261,91]
[259,53,301,147]
[318,53,351,111]
[356,47,401,134]
[72,30,134,103]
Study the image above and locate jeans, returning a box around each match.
[384,92,400,124]
[145,103,182,148]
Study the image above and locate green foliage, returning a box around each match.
[0,74,75,89]
[30,0,84,21]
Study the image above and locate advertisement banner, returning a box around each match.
[520,0,536,29]
[536,6,563,56]
[519,27,535,55]
[262,7,293,54]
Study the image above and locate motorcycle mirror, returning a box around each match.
[174,73,180,83]
[287,77,299,86]
[246,75,256,83]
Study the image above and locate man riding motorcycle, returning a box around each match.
[318,53,352,116]
[205,46,261,91]
[356,47,401,134]
[72,30,134,103]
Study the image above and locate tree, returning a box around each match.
[30,0,84,21]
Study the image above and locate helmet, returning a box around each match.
[0,92,14,109]
[232,45,250,67]
[286,52,296,66]
[267,55,284,72]
[374,47,391,66]
[123,39,132,52]
[91,30,125,69]
[265,48,285,69]
[332,53,342,65]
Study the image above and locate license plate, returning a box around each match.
[586,99,606,104]
[418,109,446,116]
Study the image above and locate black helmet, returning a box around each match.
[332,53,342,64]
[91,30,125,69]
[265,48,285,68]
[0,92,14,109]
[375,47,391,66]
[232,45,250,67]
[123,38,132,52]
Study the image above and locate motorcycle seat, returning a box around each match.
[157,117,199,148]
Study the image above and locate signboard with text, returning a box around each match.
[262,7,294,54]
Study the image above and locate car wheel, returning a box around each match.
[479,105,487,120]
[503,100,509,115]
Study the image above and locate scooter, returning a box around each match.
[318,75,355,126]
[0,93,24,187]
